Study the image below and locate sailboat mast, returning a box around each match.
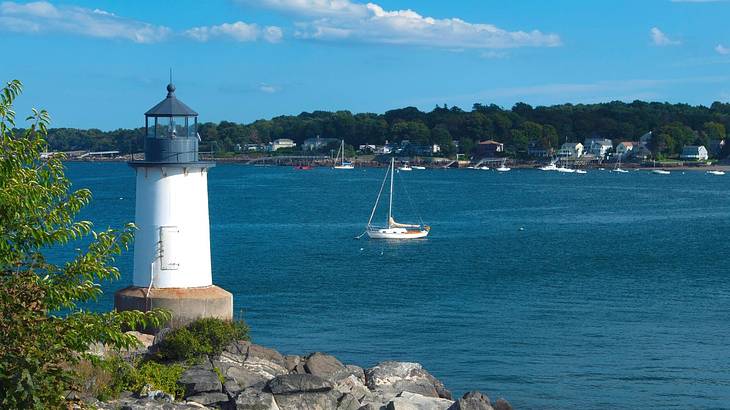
[341,140,345,166]
[388,158,394,227]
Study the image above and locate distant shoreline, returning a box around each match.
[62,158,730,172]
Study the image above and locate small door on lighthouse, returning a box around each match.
[159,226,180,271]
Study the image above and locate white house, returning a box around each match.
[615,141,637,159]
[584,138,613,158]
[558,142,584,157]
[303,136,339,151]
[680,145,709,161]
[268,138,296,152]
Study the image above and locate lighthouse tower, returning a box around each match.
[114,81,232,327]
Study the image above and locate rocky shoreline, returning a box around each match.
[86,336,512,410]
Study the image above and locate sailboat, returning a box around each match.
[611,156,629,173]
[366,158,430,239]
[540,158,559,171]
[496,159,511,172]
[333,140,354,169]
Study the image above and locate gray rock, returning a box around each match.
[186,391,230,406]
[224,379,243,398]
[447,391,493,410]
[248,344,287,369]
[386,391,454,410]
[304,353,345,378]
[332,374,373,404]
[357,405,378,410]
[493,398,512,410]
[336,392,362,410]
[284,355,302,373]
[365,362,451,403]
[227,366,268,389]
[267,374,334,395]
[178,366,223,397]
[95,397,202,409]
[330,365,365,384]
[293,363,307,374]
[271,389,341,410]
[235,388,280,409]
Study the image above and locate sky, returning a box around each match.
[2,0,730,130]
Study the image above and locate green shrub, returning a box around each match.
[132,361,185,399]
[157,318,250,362]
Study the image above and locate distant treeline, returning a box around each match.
[31,101,730,158]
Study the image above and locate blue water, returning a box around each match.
[64,162,730,409]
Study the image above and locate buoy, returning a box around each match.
[519,227,525,231]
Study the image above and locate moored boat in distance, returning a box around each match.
[333,140,354,169]
[496,159,511,172]
[366,158,430,240]
[398,163,413,171]
[540,159,559,171]
[412,166,426,170]
[575,169,587,174]
[652,169,671,175]
[707,170,725,175]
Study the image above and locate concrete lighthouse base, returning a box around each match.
[114,285,233,331]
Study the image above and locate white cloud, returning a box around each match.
[650,27,680,46]
[258,83,282,93]
[185,21,283,43]
[248,0,560,49]
[0,1,171,43]
[715,44,730,55]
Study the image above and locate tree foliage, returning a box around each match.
[23,98,730,158]
[0,80,169,409]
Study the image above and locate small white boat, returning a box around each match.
[478,166,490,170]
[575,169,587,174]
[652,169,671,175]
[540,160,559,171]
[707,170,725,176]
[496,166,511,172]
[366,158,430,240]
[333,140,354,169]
[556,165,575,173]
[412,166,426,170]
[398,164,413,171]
[612,157,629,173]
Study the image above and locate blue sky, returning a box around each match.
[2,0,730,129]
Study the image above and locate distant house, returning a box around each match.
[475,140,504,158]
[358,144,377,152]
[584,138,613,158]
[268,138,296,152]
[680,145,709,161]
[527,141,552,158]
[708,139,725,157]
[239,143,265,152]
[615,142,637,159]
[303,136,339,151]
[632,146,652,161]
[557,142,584,158]
[638,131,652,148]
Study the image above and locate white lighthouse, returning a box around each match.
[115,82,232,327]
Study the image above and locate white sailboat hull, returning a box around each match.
[367,227,429,239]
[333,165,354,169]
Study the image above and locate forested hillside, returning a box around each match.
[35,100,730,158]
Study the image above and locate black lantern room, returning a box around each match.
[142,83,199,163]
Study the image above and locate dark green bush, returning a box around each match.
[157,318,250,361]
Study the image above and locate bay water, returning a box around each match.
[64,162,730,409]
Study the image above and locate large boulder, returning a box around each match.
[235,387,280,410]
[365,362,451,403]
[267,374,334,395]
[304,353,345,379]
[447,392,494,410]
[178,366,223,397]
[219,342,288,382]
[186,391,230,407]
[386,391,454,410]
[267,374,342,410]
